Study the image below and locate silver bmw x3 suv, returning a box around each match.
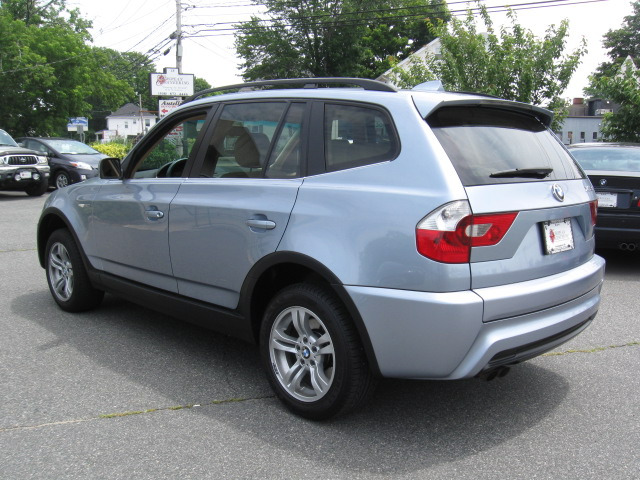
[38,78,605,419]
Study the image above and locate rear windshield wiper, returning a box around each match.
[490,167,553,179]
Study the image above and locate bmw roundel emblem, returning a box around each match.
[552,184,565,202]
[600,179,607,186]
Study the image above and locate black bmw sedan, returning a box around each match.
[569,143,640,251]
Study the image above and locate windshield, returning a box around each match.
[570,146,640,172]
[0,130,18,147]
[427,106,585,186]
[43,139,100,155]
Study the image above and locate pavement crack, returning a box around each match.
[543,341,639,357]
[0,394,275,433]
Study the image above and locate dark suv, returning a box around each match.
[38,78,605,419]
[0,129,50,196]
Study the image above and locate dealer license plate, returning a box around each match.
[596,192,617,208]
[19,170,32,179]
[542,218,574,255]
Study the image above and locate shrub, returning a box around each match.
[90,142,132,159]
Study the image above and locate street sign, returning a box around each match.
[67,117,88,132]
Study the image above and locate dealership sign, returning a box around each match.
[150,71,194,97]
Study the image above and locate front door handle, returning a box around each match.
[246,219,276,230]
[146,209,164,220]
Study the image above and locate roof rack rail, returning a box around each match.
[184,77,397,103]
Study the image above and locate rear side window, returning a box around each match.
[324,103,398,172]
[427,107,585,186]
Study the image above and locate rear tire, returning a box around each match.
[45,229,104,312]
[260,283,376,420]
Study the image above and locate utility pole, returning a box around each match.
[176,0,183,74]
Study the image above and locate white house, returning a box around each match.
[106,103,158,139]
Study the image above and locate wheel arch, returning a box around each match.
[240,251,382,376]
[37,208,79,268]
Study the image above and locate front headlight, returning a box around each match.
[70,161,93,170]
[37,155,48,165]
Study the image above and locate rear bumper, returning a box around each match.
[346,255,605,379]
[594,212,640,248]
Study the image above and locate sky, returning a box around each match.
[68,0,635,100]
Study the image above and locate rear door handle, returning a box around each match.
[246,219,276,230]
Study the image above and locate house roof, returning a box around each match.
[108,103,156,118]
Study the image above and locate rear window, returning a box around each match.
[427,106,585,186]
[570,146,640,172]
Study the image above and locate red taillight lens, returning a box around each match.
[416,201,518,263]
[589,200,598,227]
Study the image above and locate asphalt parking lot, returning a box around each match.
[1,191,638,479]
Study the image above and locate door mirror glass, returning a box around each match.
[99,157,123,179]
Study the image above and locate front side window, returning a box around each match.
[324,103,398,172]
[132,114,207,178]
[199,102,287,178]
[427,106,586,186]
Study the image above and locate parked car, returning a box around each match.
[568,143,640,251]
[0,129,50,196]
[37,78,605,419]
[17,137,107,189]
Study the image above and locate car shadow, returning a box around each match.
[597,248,640,279]
[13,290,568,475]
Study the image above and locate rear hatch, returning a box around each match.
[422,102,599,318]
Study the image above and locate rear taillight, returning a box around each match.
[416,200,518,263]
[589,200,598,227]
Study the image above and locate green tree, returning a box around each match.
[0,0,131,136]
[585,1,640,141]
[235,0,449,80]
[390,5,585,130]
[587,60,640,142]
[592,0,640,78]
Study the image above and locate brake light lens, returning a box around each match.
[589,200,597,227]
[416,200,518,263]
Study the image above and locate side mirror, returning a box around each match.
[99,157,123,179]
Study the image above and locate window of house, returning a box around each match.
[124,121,129,129]
[580,132,585,141]
[145,119,151,127]
[324,103,398,172]
[593,132,598,140]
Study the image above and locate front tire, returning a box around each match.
[25,180,48,197]
[45,229,104,312]
[54,171,70,189]
[260,283,376,420]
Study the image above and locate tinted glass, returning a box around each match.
[265,103,305,178]
[199,102,287,178]
[570,146,640,172]
[324,104,398,172]
[427,107,585,186]
[133,114,207,178]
